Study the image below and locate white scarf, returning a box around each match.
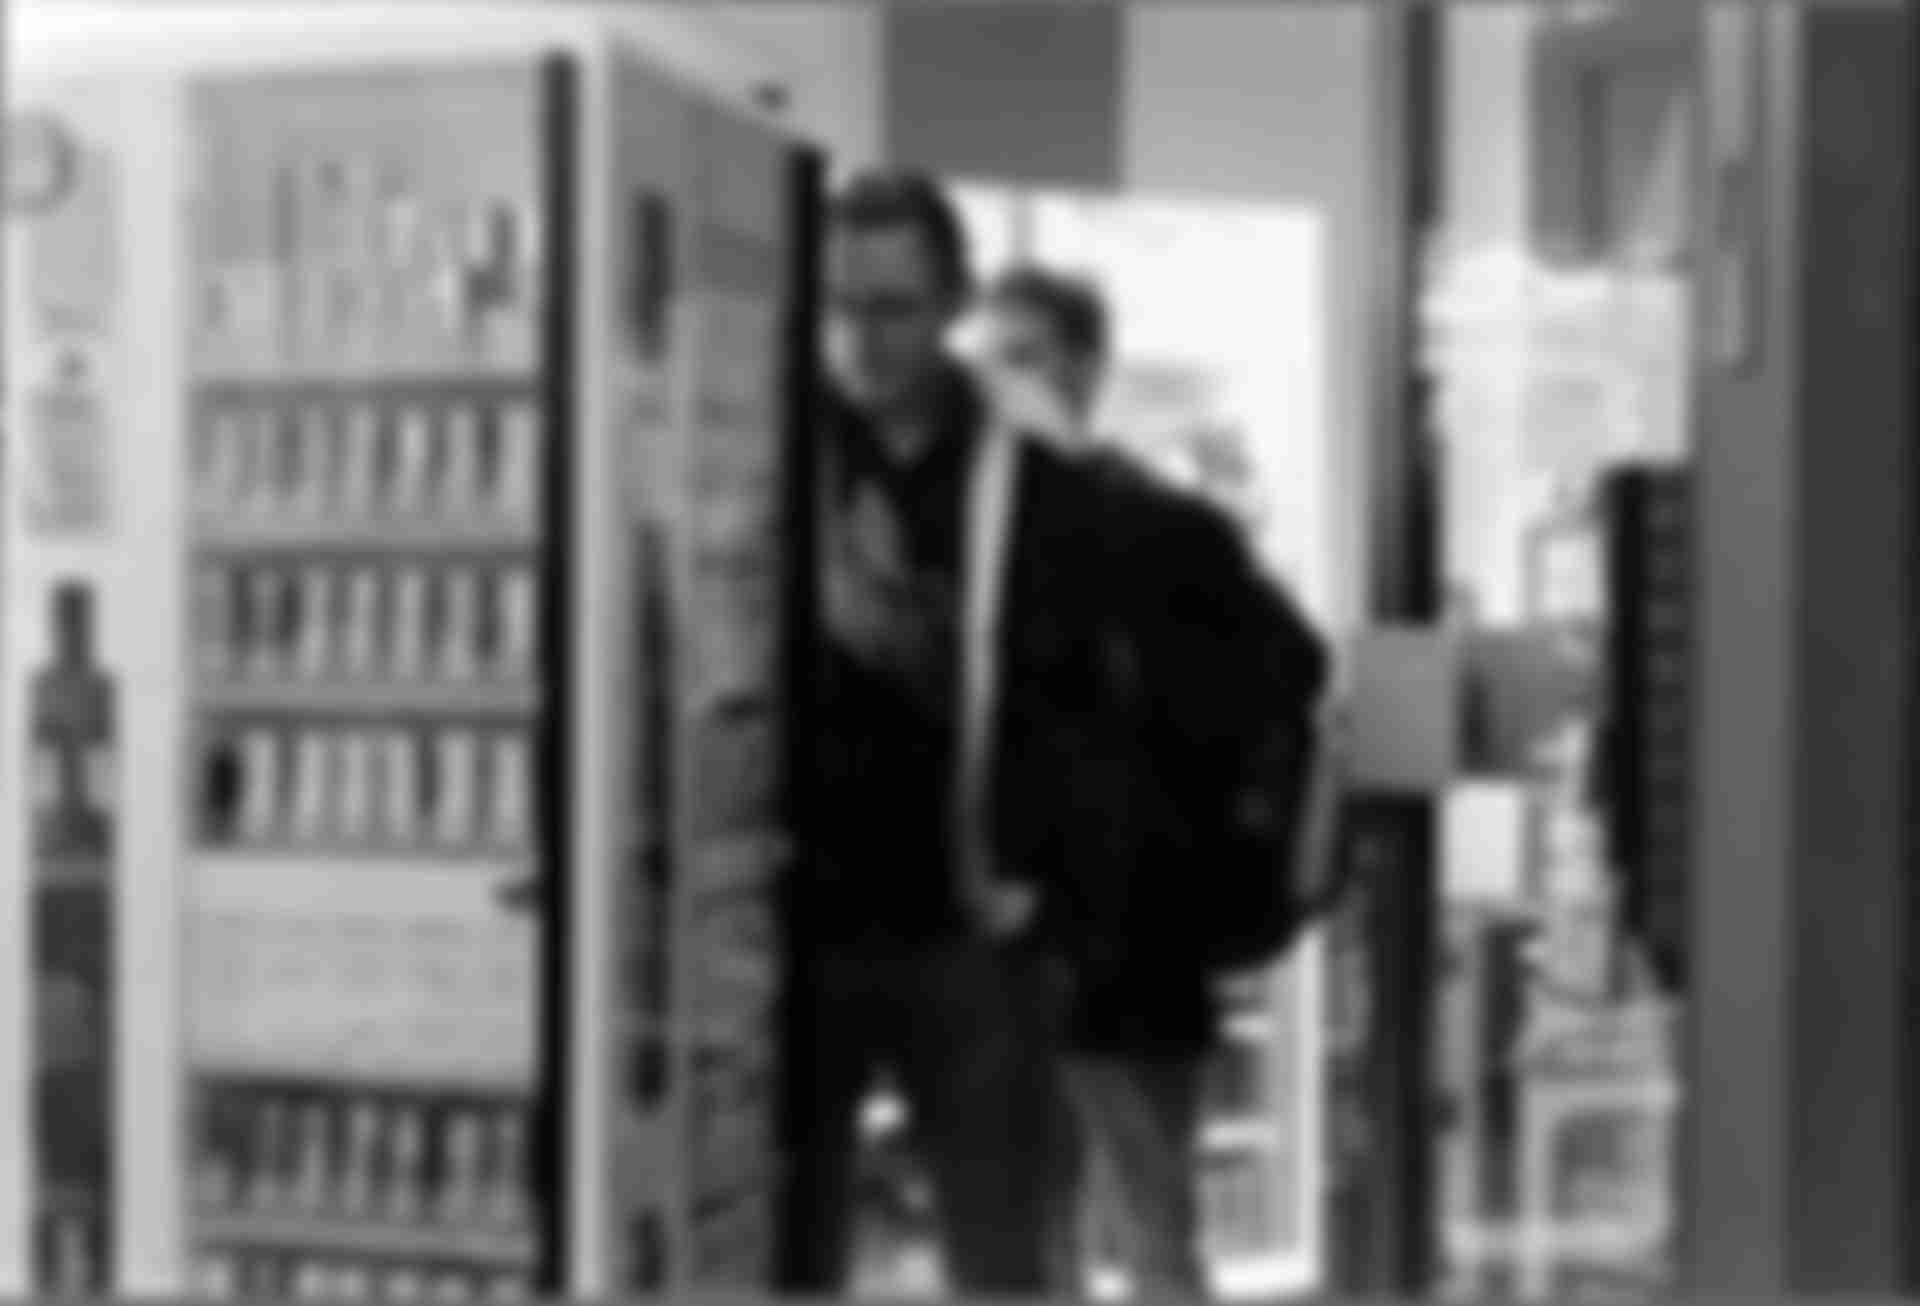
[953,419,1033,938]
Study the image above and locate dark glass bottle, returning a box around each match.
[30,583,117,865]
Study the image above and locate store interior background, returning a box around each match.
[5,0,1916,1301]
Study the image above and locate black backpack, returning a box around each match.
[1089,453,1341,976]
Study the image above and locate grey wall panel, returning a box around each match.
[883,1,1121,188]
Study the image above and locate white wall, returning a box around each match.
[701,2,884,170]
[1125,5,1385,632]
[11,2,811,134]
[1444,7,1539,254]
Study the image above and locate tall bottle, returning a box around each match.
[31,583,117,863]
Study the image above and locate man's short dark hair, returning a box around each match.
[827,170,972,299]
[987,265,1111,364]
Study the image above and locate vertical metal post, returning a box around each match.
[1326,1,1445,1295]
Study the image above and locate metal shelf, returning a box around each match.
[192,1208,537,1268]
[191,517,540,557]
[194,678,541,720]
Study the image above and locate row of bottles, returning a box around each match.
[196,564,539,687]
[30,582,119,1295]
[193,399,542,526]
[200,725,533,852]
[30,584,118,860]
[195,1086,533,1234]
[195,1253,532,1303]
[196,149,540,374]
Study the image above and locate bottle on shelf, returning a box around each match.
[290,731,334,844]
[496,570,536,680]
[335,1260,373,1302]
[292,1259,331,1301]
[433,731,478,848]
[473,407,503,514]
[440,571,479,683]
[429,212,475,352]
[247,1252,290,1300]
[437,1110,484,1224]
[441,404,480,519]
[248,1097,292,1210]
[383,730,422,847]
[487,734,531,850]
[194,1128,237,1212]
[385,1267,427,1303]
[294,406,335,518]
[198,412,244,516]
[273,409,308,515]
[392,406,435,516]
[237,411,277,518]
[247,572,288,679]
[379,176,425,274]
[336,732,375,845]
[340,405,381,518]
[337,1099,382,1218]
[238,729,283,846]
[293,1100,334,1212]
[30,581,118,861]
[196,1253,239,1298]
[197,568,237,680]
[390,568,428,682]
[432,1272,475,1304]
[384,1105,427,1222]
[297,567,335,680]
[485,1274,529,1303]
[496,402,539,524]
[342,569,383,681]
[486,1107,529,1230]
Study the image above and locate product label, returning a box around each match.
[23,346,112,538]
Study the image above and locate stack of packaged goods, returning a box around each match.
[180,66,552,1301]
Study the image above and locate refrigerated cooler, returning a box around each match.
[3,14,819,1298]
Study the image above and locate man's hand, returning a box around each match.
[972,877,1039,940]
[821,483,910,665]
[821,484,957,711]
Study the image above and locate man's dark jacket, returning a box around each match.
[804,380,1328,1055]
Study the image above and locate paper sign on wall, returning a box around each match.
[22,343,112,537]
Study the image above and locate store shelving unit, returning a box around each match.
[4,15,817,1298]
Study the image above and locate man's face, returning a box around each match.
[979,299,1099,431]
[824,223,958,415]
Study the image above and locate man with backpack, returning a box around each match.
[789,175,1176,1294]
[974,266,1333,1295]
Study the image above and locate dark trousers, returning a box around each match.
[782,937,1071,1294]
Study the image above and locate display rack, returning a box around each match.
[4,18,816,1297]
[176,59,560,1304]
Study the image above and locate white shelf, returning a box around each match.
[193,1209,537,1268]
[193,516,540,555]
[196,678,541,718]
[191,366,539,391]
